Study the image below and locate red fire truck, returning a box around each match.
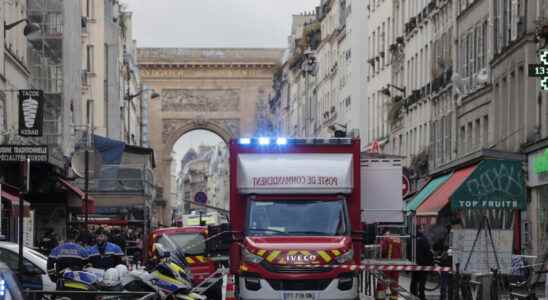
[228,137,362,300]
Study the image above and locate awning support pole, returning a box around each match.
[19,158,29,274]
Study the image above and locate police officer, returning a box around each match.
[47,229,89,284]
[88,227,125,269]
[39,228,58,255]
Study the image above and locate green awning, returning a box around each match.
[451,159,526,210]
[405,173,451,212]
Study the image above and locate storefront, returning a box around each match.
[0,183,31,243]
[527,148,548,256]
[414,159,526,252]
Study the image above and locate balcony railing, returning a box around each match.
[76,164,154,196]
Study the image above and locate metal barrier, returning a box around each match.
[24,290,157,300]
[359,269,422,300]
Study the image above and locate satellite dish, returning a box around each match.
[71,149,103,178]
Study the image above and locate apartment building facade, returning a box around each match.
[271,0,367,143]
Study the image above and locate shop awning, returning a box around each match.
[405,174,451,212]
[451,159,526,210]
[58,178,97,213]
[1,184,30,216]
[416,165,478,216]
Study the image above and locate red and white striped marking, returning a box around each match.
[287,264,452,272]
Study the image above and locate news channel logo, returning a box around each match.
[529,49,548,91]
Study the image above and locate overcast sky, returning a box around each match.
[124,0,319,48]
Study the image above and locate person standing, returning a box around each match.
[411,225,433,300]
[38,228,58,255]
[380,230,402,300]
[433,225,453,300]
[110,228,127,253]
[47,230,89,285]
[87,227,125,269]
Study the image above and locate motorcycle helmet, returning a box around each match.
[102,268,120,287]
[115,264,128,278]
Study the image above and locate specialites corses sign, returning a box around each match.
[0,145,48,162]
[18,89,44,137]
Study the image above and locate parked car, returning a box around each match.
[0,262,25,300]
[0,242,56,291]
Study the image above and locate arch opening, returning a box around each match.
[170,129,229,225]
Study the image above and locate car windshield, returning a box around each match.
[157,233,206,256]
[246,200,350,236]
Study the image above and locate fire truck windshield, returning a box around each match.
[157,233,206,256]
[246,199,350,236]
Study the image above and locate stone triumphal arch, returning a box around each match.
[138,48,282,224]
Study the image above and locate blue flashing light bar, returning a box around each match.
[276,137,288,145]
[258,137,270,145]
[0,278,5,297]
[237,137,353,146]
[239,138,251,145]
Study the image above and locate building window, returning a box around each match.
[483,115,489,146]
[446,115,452,159]
[86,0,95,19]
[475,119,481,148]
[467,122,473,153]
[0,93,6,138]
[460,126,466,154]
[86,45,94,72]
[86,99,94,126]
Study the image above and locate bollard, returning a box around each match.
[225,274,236,300]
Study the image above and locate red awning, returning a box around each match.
[58,178,96,213]
[1,185,30,217]
[416,164,478,216]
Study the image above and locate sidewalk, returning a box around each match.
[361,273,548,300]
[360,273,440,300]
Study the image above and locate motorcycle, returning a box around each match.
[56,268,99,300]
[57,266,129,300]
[123,243,206,299]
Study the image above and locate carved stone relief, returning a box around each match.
[161,89,240,112]
[162,119,240,143]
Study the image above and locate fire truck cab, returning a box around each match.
[229,137,363,300]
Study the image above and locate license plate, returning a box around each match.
[282,292,316,300]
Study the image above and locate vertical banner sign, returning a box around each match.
[18,89,44,137]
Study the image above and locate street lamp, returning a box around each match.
[381,84,407,97]
[328,123,348,138]
[125,88,159,145]
[4,19,41,36]
[125,89,160,101]
[302,49,317,136]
